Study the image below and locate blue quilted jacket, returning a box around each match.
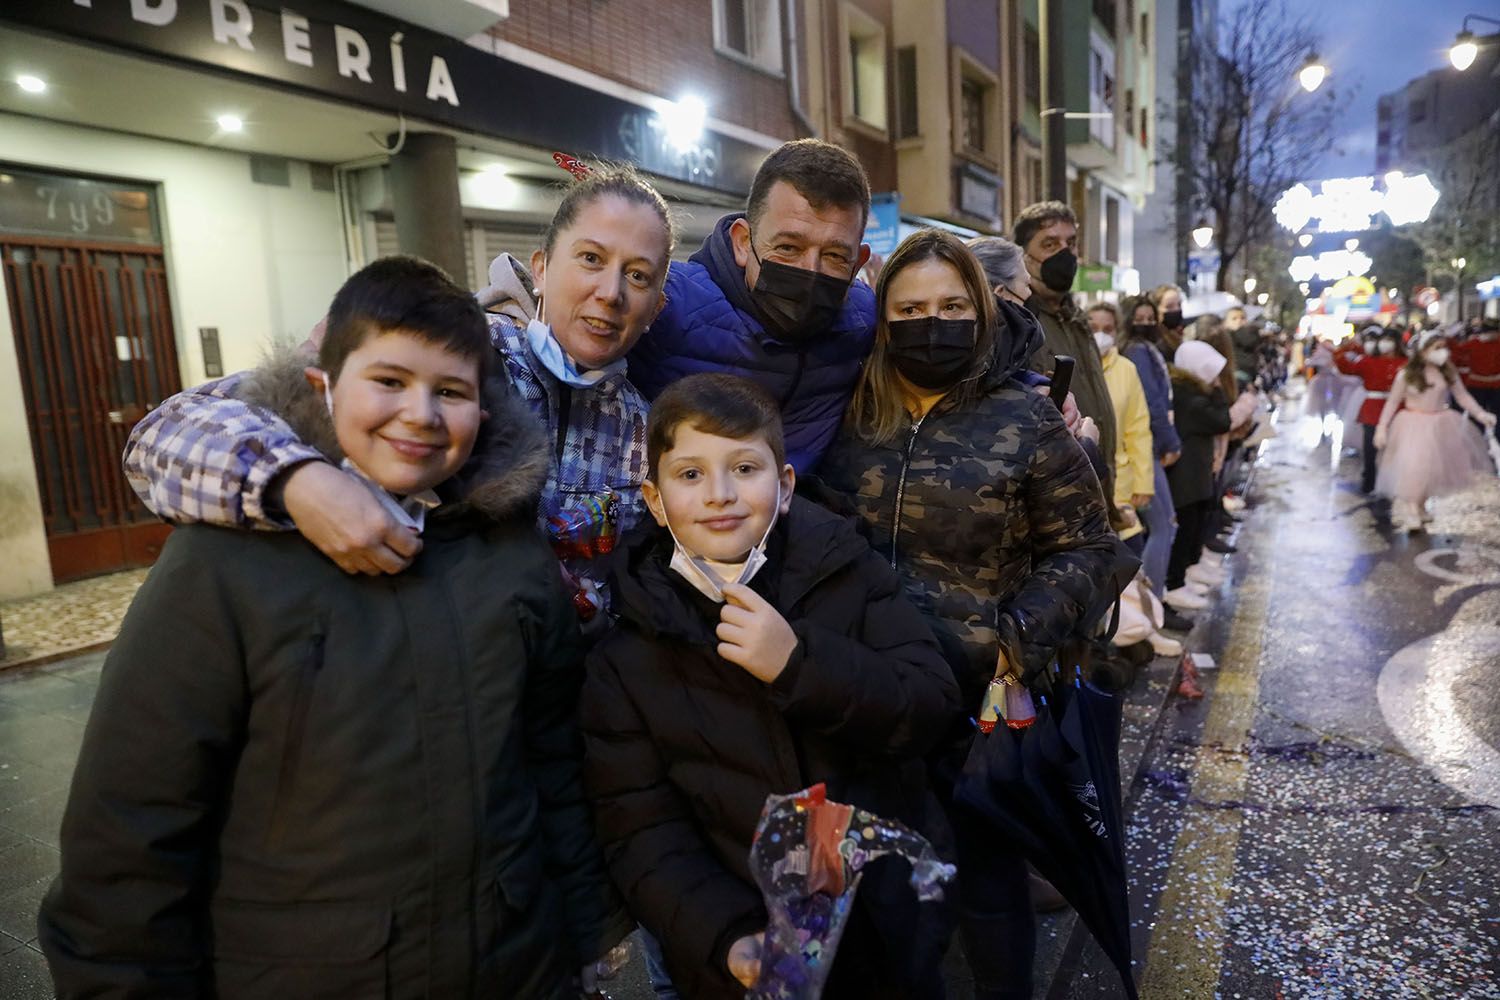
[626,214,876,473]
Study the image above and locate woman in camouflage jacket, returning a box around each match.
[815,230,1117,1000]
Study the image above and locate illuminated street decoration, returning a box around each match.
[1273,173,1441,233]
[1288,248,1373,282]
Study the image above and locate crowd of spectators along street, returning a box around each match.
[33,138,1322,999]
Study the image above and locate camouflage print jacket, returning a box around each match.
[814,327,1117,704]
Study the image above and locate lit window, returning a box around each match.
[714,0,783,75]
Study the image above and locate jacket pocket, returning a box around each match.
[495,845,544,913]
[211,898,390,998]
[266,629,325,848]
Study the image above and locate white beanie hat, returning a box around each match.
[1174,339,1227,385]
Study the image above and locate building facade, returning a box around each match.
[0,0,800,598]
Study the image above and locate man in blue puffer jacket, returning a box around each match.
[628,139,876,473]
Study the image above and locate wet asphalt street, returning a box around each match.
[1058,398,1500,998]
[1,390,1497,999]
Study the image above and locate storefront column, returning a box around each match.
[388,132,466,282]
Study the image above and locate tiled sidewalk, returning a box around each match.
[0,652,106,997]
[0,571,148,672]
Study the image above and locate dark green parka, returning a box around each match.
[40,351,627,999]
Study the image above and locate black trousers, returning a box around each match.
[949,801,1034,1000]
[1167,499,1213,589]
[1361,423,1378,494]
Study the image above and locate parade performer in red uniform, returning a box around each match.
[1336,327,1408,493]
[1454,321,1500,420]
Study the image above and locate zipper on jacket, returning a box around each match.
[778,350,809,410]
[889,413,929,569]
[267,629,325,847]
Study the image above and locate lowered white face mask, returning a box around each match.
[1426,348,1451,366]
[1093,331,1115,355]
[664,482,781,603]
[525,318,626,388]
[322,375,442,534]
[1376,341,1397,355]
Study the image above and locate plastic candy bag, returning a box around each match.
[745,783,955,999]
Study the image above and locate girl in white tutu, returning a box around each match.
[1375,330,1499,531]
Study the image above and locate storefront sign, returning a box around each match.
[0,167,160,244]
[956,164,1000,224]
[1,0,766,194]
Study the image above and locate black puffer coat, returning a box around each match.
[1165,370,1233,507]
[815,302,1118,706]
[580,498,961,1000]
[40,352,627,999]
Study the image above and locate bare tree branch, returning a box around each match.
[1158,0,1342,291]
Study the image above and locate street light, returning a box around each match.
[1244,277,1258,295]
[1450,31,1479,70]
[1298,234,1313,247]
[1257,292,1270,306]
[1344,238,1360,251]
[1299,54,1328,93]
[1192,218,1214,249]
[1449,16,1499,71]
[1452,257,1468,323]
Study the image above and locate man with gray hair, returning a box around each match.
[1011,202,1117,478]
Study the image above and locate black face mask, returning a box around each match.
[749,250,853,344]
[1161,309,1184,330]
[1037,248,1078,293]
[887,317,977,390]
[1131,323,1159,342]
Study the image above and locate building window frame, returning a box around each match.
[840,2,889,134]
[1023,22,1042,109]
[1088,32,1116,150]
[713,0,785,77]
[894,44,920,140]
[951,47,1000,169]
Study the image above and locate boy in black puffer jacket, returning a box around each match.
[580,374,962,1000]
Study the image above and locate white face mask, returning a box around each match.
[1426,348,1450,366]
[662,481,781,603]
[1093,331,1115,355]
[320,372,442,534]
[1376,341,1397,355]
[525,296,628,389]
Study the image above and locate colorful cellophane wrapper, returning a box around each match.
[745,783,956,999]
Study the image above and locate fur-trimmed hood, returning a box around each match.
[237,344,551,522]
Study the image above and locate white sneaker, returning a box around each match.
[1164,586,1209,610]
[1181,579,1211,596]
[1187,563,1227,586]
[1147,631,1183,657]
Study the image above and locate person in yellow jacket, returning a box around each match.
[1087,304,1155,550]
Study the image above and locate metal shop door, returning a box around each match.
[2,166,183,582]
